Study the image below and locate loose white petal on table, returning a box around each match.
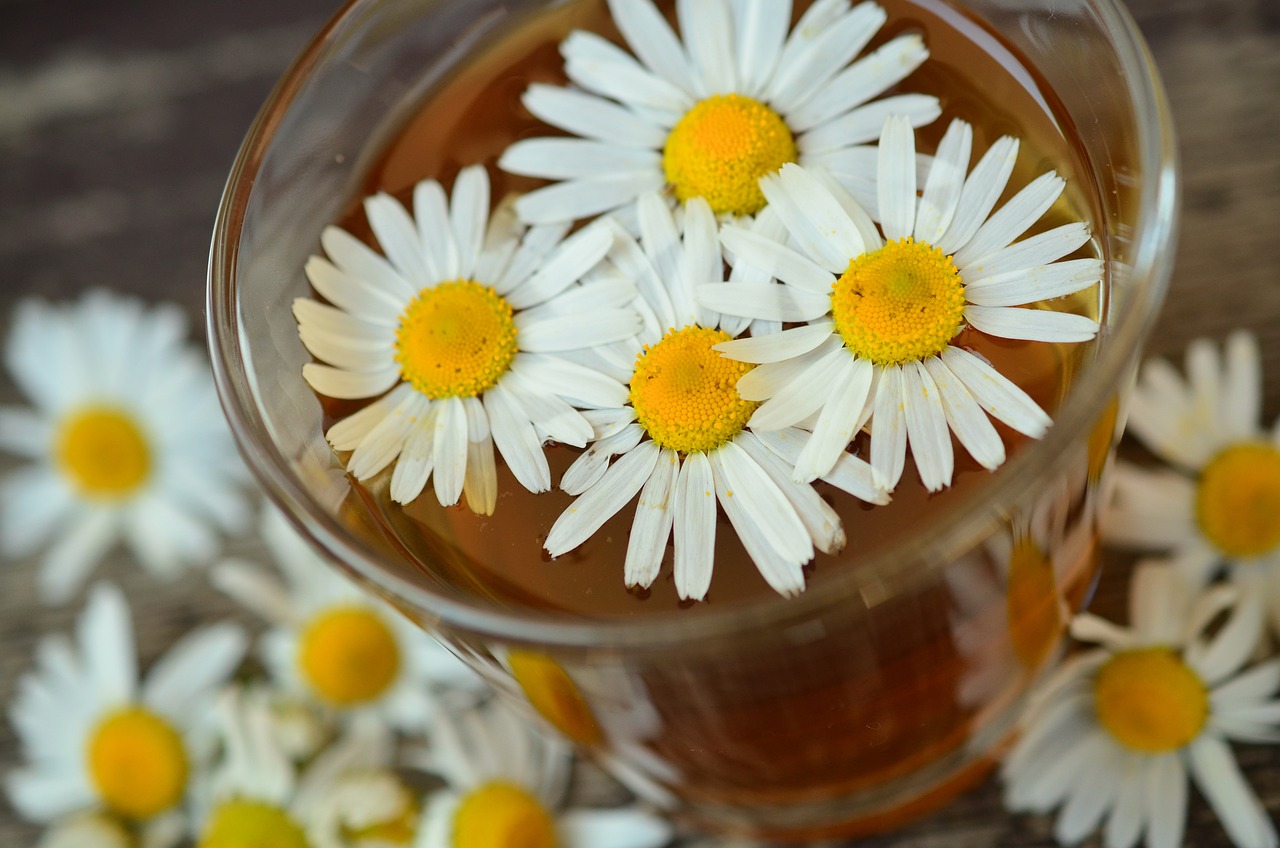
[797,93,941,153]
[484,383,551,493]
[941,345,1052,436]
[672,450,715,601]
[413,179,461,281]
[732,0,787,97]
[365,192,433,287]
[677,0,736,95]
[450,165,490,277]
[877,114,918,241]
[936,135,1019,256]
[719,225,835,294]
[520,84,668,147]
[714,322,833,364]
[546,440,660,556]
[915,119,972,244]
[793,354,873,482]
[922,356,1005,471]
[964,259,1103,308]
[606,0,696,97]
[515,172,666,226]
[320,226,417,305]
[623,447,677,590]
[962,222,1092,283]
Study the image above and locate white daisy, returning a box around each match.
[194,687,419,848]
[211,505,483,732]
[5,582,246,831]
[1002,563,1280,848]
[1103,331,1280,637]
[416,699,672,848]
[0,289,251,603]
[295,164,638,513]
[499,0,939,223]
[704,115,1103,492]
[544,193,887,601]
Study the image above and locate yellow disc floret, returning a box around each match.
[831,238,966,367]
[629,326,758,454]
[198,800,310,848]
[1196,442,1280,557]
[453,782,557,848]
[87,707,188,819]
[56,406,152,499]
[663,94,797,217]
[508,650,602,746]
[297,606,401,706]
[395,280,518,399]
[1094,648,1208,753]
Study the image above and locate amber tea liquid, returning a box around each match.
[322,0,1108,837]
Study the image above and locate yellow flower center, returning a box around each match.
[86,707,188,819]
[629,326,758,454]
[453,782,557,848]
[662,94,797,217]
[508,650,602,746]
[1196,442,1280,557]
[1005,537,1063,669]
[395,279,518,399]
[830,238,966,367]
[198,800,310,848]
[56,406,152,499]
[1094,648,1208,753]
[297,607,401,706]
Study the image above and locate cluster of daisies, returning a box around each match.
[297,0,1103,602]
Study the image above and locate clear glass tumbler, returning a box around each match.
[208,0,1177,839]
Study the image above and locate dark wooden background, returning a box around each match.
[1,0,1278,844]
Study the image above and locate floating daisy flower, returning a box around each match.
[212,505,483,732]
[1002,563,1280,848]
[1103,331,1280,637]
[0,290,250,603]
[544,193,886,601]
[500,0,939,223]
[416,699,672,848]
[704,116,1102,492]
[296,165,638,513]
[6,583,246,832]
[195,687,418,848]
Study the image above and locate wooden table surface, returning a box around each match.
[1,0,1278,845]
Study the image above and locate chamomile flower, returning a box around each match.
[1103,331,1280,637]
[704,116,1102,492]
[544,193,887,601]
[0,290,250,603]
[195,687,419,848]
[296,164,638,513]
[1002,563,1280,848]
[211,505,482,732]
[500,0,939,223]
[416,699,672,848]
[6,583,246,831]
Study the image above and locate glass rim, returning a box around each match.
[208,0,1179,652]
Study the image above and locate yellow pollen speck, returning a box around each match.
[198,800,309,848]
[663,94,796,217]
[298,607,401,706]
[629,326,758,454]
[1196,442,1280,557]
[87,707,188,819]
[1094,648,1208,753]
[453,782,556,848]
[830,238,966,367]
[508,650,602,746]
[395,279,518,399]
[56,406,152,499]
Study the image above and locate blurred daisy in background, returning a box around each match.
[212,505,483,732]
[545,193,886,601]
[500,0,938,223]
[704,116,1102,492]
[1104,331,1280,638]
[1002,563,1280,848]
[416,698,672,848]
[5,583,246,841]
[295,165,637,513]
[0,290,251,603]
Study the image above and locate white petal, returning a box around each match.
[737,430,845,555]
[915,119,972,243]
[304,255,403,324]
[748,345,851,431]
[941,345,1052,437]
[1187,735,1278,848]
[431,397,468,506]
[302,363,401,400]
[563,31,692,113]
[768,1,884,113]
[510,354,628,409]
[921,356,1005,471]
[297,325,393,372]
[545,441,660,556]
[325,383,416,451]
[695,282,830,322]
[388,412,435,504]
[965,258,1103,308]
[142,623,247,721]
[320,227,417,304]
[676,0,736,95]
[965,304,1099,343]
[672,450,716,600]
[1223,330,1263,441]
[877,114,917,240]
[463,433,498,516]
[624,448,678,589]
[936,135,1019,255]
[720,225,836,294]
[484,383,551,493]
[519,83,667,148]
[1145,754,1187,848]
[786,34,930,132]
[292,298,393,344]
[39,510,118,605]
[517,310,641,352]
[768,163,865,269]
[364,192,433,286]
[901,361,953,491]
[955,172,1066,268]
[500,138,661,180]
[507,221,614,309]
[713,322,835,364]
[414,178,461,280]
[1187,594,1263,685]
[753,427,888,505]
[680,197,721,327]
[732,0,787,98]
[560,424,645,496]
[961,222,1092,283]
[347,391,428,480]
[502,372,594,448]
[514,172,664,225]
[559,806,674,848]
[793,355,873,481]
[797,94,941,153]
[450,165,490,278]
[870,365,908,491]
[607,0,696,96]
[735,335,842,400]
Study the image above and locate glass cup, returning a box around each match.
[208,0,1177,839]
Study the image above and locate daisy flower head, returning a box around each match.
[212,505,484,732]
[6,583,246,831]
[544,193,888,601]
[1002,563,1280,848]
[295,164,639,514]
[416,698,672,848]
[703,115,1103,493]
[0,289,251,603]
[1104,331,1280,636]
[499,0,940,224]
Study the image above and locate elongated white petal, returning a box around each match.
[749,346,850,431]
[514,173,665,226]
[768,1,884,113]
[738,431,845,555]
[483,383,551,493]
[507,222,614,309]
[753,427,888,505]
[519,83,668,148]
[955,172,1065,268]
[941,345,1051,437]
[321,226,417,305]
[965,258,1103,308]
[463,433,498,516]
[915,119,972,244]
[413,179,460,281]
[713,322,834,364]
[364,192,433,287]
[292,298,394,343]
[720,225,836,294]
[430,397,468,506]
[517,309,642,352]
[510,354,628,409]
[778,163,867,263]
[961,222,1092,283]
[759,170,854,273]
[677,0,736,95]
[877,114,918,240]
[560,424,645,495]
[672,451,716,600]
[563,31,692,113]
[502,372,593,448]
[624,448,678,589]
[304,255,403,324]
[786,34,930,133]
[607,0,697,96]
[546,441,660,556]
[793,355,873,481]
[965,304,1099,343]
[695,282,829,322]
[921,356,1005,471]
[901,361,953,491]
[324,383,415,451]
[302,363,400,401]
[1187,735,1279,848]
[870,365,908,491]
[733,0,787,97]
[797,94,941,153]
[500,138,662,180]
[351,391,427,480]
[936,135,1019,255]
